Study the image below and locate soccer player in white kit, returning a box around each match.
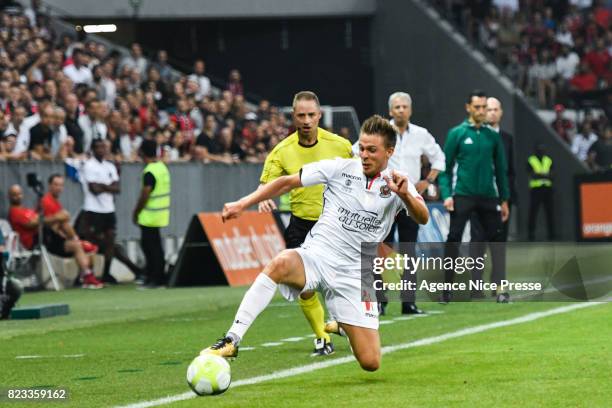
[201,115,429,371]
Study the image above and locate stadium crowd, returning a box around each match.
[0,3,290,164]
[435,0,611,170]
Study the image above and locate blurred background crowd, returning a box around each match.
[0,1,293,164]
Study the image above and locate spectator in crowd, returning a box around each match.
[189,59,211,100]
[8,183,104,288]
[76,139,121,284]
[62,93,84,153]
[120,42,148,78]
[28,104,54,160]
[152,49,173,82]
[227,69,244,96]
[572,120,599,160]
[78,99,107,152]
[63,48,92,86]
[587,125,612,170]
[550,104,576,143]
[570,61,599,92]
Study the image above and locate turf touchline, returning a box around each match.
[114,302,602,408]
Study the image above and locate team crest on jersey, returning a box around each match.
[379,185,391,198]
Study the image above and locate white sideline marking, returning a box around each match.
[261,342,283,347]
[115,302,602,408]
[281,337,305,342]
[378,320,395,325]
[239,347,255,351]
[15,354,85,359]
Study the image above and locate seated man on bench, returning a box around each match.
[7,183,103,289]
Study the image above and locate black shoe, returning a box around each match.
[439,291,451,305]
[401,302,424,314]
[102,274,118,284]
[471,289,486,299]
[378,301,388,316]
[496,292,510,303]
[311,338,335,357]
[137,282,166,290]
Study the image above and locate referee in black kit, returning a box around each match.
[438,90,510,304]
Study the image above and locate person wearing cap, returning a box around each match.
[550,104,575,144]
[258,91,353,356]
[132,139,171,288]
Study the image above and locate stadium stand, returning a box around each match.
[433,0,610,168]
[0,2,292,164]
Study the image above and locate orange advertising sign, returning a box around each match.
[580,182,612,238]
[197,212,286,286]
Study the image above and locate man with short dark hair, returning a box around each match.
[439,90,510,303]
[76,139,120,284]
[28,105,54,160]
[132,139,171,288]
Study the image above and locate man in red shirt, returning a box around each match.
[8,182,103,289]
[570,62,598,92]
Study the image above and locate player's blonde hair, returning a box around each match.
[292,91,320,109]
[360,115,397,148]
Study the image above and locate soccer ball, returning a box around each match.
[186,354,231,395]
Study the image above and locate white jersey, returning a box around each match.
[300,157,422,266]
[81,157,119,213]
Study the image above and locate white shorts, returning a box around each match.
[278,246,379,330]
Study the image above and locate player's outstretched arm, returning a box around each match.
[384,171,429,225]
[222,174,302,222]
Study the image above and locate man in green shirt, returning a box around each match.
[439,90,510,303]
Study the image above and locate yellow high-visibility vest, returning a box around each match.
[528,155,552,189]
[138,161,171,227]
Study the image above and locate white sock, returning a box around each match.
[227,273,277,343]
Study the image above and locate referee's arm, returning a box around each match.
[258,148,285,212]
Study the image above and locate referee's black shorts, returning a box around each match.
[283,215,317,249]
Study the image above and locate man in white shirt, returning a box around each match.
[353,92,445,315]
[76,139,121,283]
[571,121,598,161]
[201,115,429,372]
[78,99,107,153]
[188,59,211,100]
[556,45,580,80]
[62,49,93,86]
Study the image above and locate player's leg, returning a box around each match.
[284,216,331,353]
[299,291,333,355]
[63,237,103,289]
[340,323,381,372]
[201,249,307,358]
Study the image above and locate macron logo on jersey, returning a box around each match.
[341,172,362,181]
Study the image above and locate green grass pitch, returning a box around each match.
[1,285,610,407]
